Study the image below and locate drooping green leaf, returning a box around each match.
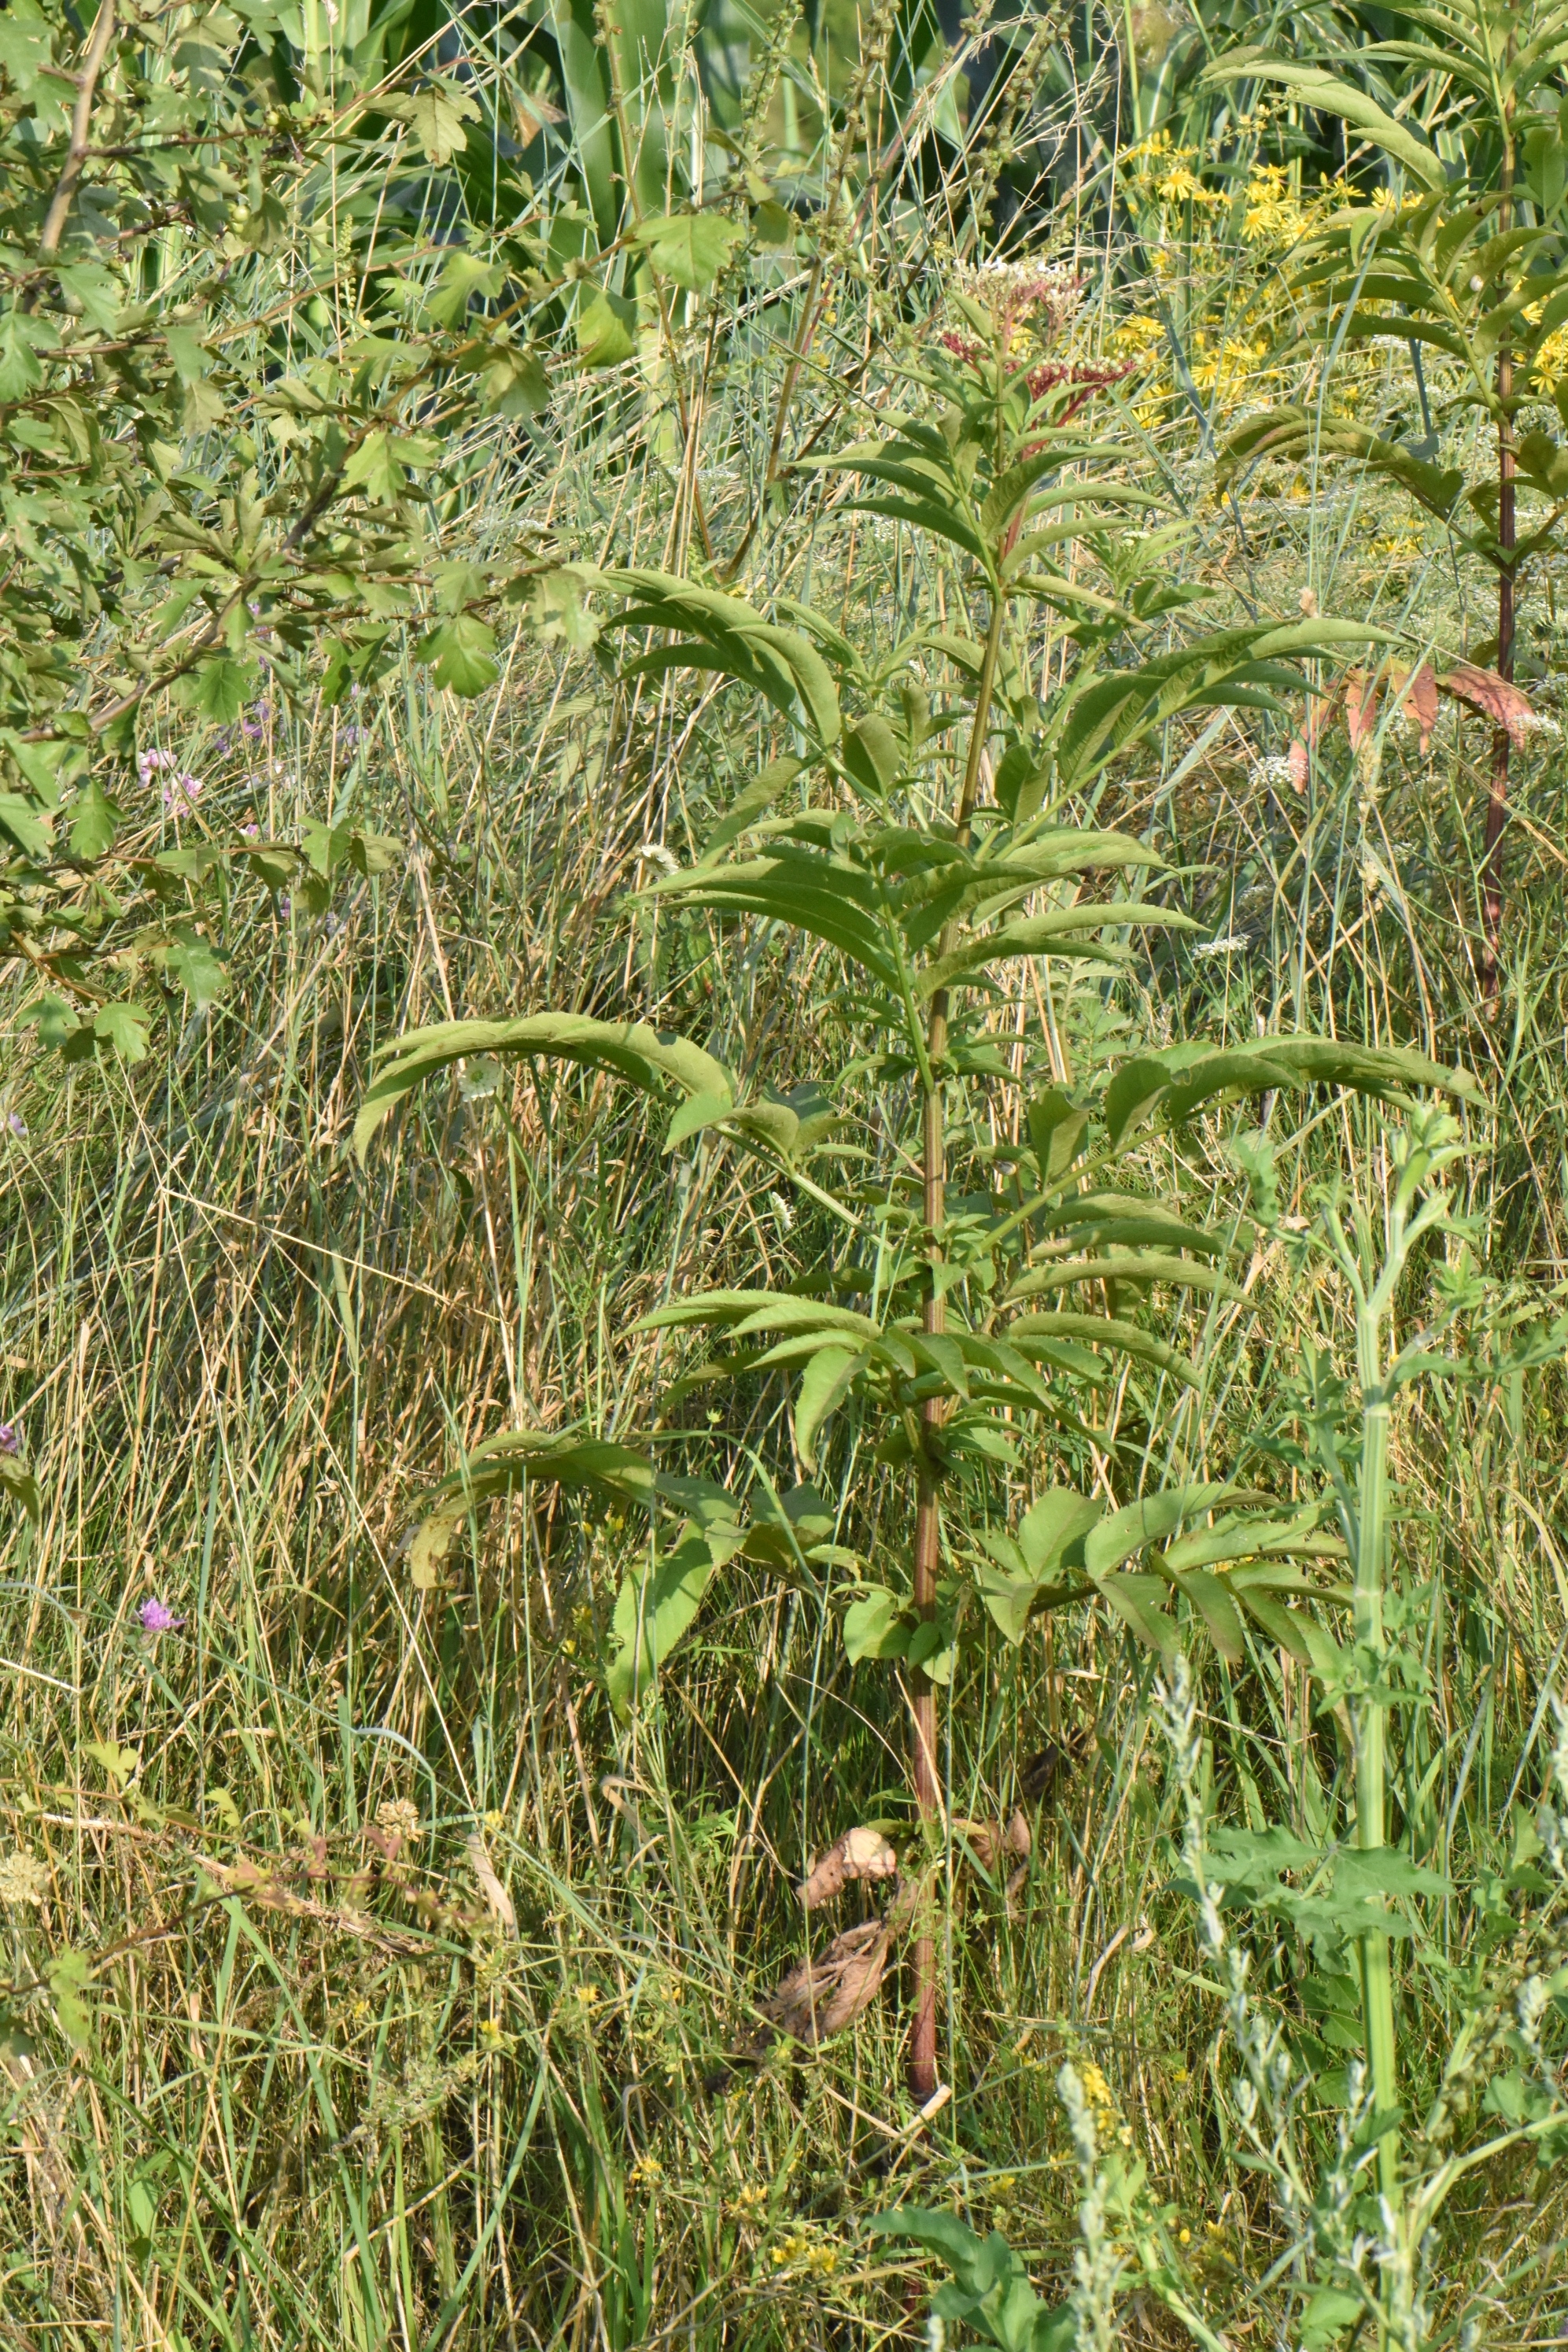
[356,1014,732,1159]
[1201,56,1447,190]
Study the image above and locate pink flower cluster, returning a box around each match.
[138,747,203,814]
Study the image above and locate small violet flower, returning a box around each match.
[6,1113,24,1139]
[137,747,176,785]
[0,1423,18,1457]
[138,1597,185,1634]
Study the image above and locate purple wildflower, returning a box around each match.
[6,1113,24,1139]
[137,748,176,785]
[0,1423,18,1457]
[138,1597,185,1634]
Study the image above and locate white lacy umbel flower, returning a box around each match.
[1194,935,1250,958]
[0,1848,49,1905]
[375,1797,421,1841]
[953,257,1083,338]
[1258,754,1299,788]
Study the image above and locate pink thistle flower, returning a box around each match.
[138,1597,185,1634]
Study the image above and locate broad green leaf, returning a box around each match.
[1168,1566,1248,1662]
[180,658,259,725]
[0,794,51,858]
[607,1523,740,1714]
[1084,1485,1230,1578]
[794,1344,861,1471]
[383,79,481,166]
[166,934,229,1005]
[1097,1572,1181,1663]
[68,781,120,858]
[46,1951,94,2051]
[631,212,746,290]
[406,1430,657,1589]
[575,286,637,369]
[415,615,499,697]
[0,1453,39,1525]
[93,1002,153,1062]
[1106,1036,1478,1146]
[843,1585,913,1661]
[356,1014,732,1159]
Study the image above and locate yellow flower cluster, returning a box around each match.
[1123,130,1223,209]
[1241,162,1312,249]
[769,2228,839,2276]
[1079,2058,1135,2150]
[1526,298,1568,391]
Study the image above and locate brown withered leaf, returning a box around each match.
[758,1919,892,2044]
[951,1810,1031,1884]
[1344,670,1376,752]
[797,1823,898,1908]
[1287,736,1311,789]
[1335,659,1538,757]
[1439,661,1539,750]
[465,1834,517,1936]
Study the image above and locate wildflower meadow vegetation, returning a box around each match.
[6,0,1568,2345]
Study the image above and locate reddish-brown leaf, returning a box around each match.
[1437,663,1539,750]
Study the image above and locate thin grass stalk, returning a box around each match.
[1483,42,1517,999]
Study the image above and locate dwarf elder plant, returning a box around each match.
[1209,2,1568,996]
[356,259,1479,2103]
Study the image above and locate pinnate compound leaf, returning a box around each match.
[1085,1486,1231,1578]
[1106,1035,1478,1146]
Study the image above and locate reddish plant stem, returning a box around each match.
[1482,98,1517,1000]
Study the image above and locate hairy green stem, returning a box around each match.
[907,587,1005,2100]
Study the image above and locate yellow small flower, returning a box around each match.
[1179,2227,1192,2246]
[478,2017,504,2044]
[629,2154,663,2188]
[732,2182,769,2217]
